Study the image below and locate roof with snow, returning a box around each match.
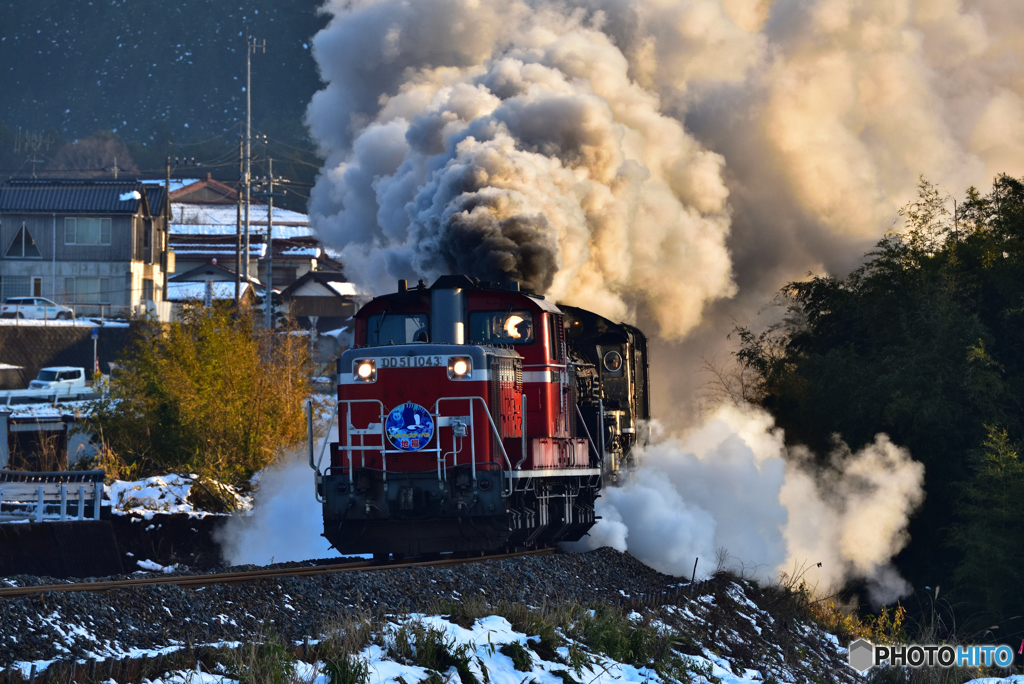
[169,259,262,286]
[0,179,166,216]
[170,202,313,237]
[169,175,241,205]
[281,270,356,298]
[170,236,321,262]
[167,281,253,302]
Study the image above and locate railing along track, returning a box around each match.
[0,547,555,598]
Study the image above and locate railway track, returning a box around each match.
[0,547,555,599]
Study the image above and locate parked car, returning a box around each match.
[0,297,75,320]
[28,366,86,390]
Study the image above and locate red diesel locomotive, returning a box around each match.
[314,275,649,556]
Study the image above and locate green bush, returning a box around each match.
[87,303,313,495]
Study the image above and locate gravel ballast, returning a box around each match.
[0,548,857,682]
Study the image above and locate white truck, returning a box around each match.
[1,367,97,405]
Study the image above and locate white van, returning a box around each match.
[28,367,87,391]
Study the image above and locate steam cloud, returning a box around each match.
[307,0,735,337]
[579,403,925,604]
[217,453,337,566]
[307,0,1024,340]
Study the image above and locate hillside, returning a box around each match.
[0,0,325,145]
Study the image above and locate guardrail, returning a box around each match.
[0,469,104,522]
[0,386,99,406]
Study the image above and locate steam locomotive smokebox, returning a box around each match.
[0,521,124,578]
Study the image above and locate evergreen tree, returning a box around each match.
[736,174,1024,621]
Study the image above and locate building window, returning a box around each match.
[65,277,111,304]
[142,278,154,302]
[5,224,42,258]
[32,277,41,297]
[0,276,30,300]
[64,217,111,246]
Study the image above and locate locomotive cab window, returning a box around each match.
[368,312,430,345]
[469,310,535,345]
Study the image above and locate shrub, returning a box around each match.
[498,642,532,672]
[228,629,297,684]
[387,621,478,684]
[87,303,313,496]
[323,655,370,684]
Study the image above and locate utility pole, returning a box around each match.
[16,129,53,178]
[244,28,265,285]
[265,158,275,330]
[235,136,243,303]
[255,158,287,329]
[164,158,171,303]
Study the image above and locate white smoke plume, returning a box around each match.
[217,453,338,566]
[307,0,1024,342]
[308,0,735,338]
[580,403,925,605]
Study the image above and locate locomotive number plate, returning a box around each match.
[379,355,444,368]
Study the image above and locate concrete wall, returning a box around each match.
[0,325,133,388]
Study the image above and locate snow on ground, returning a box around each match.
[3,400,93,417]
[134,559,178,573]
[10,614,777,684]
[106,474,252,519]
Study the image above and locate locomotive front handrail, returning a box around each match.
[433,396,514,497]
[341,399,387,488]
[308,399,341,503]
[331,396,515,498]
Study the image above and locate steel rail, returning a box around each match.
[0,547,555,598]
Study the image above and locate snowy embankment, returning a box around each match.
[0,549,860,683]
[17,614,768,684]
[105,474,252,519]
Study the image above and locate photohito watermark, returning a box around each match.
[848,639,1015,672]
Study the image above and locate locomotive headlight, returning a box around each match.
[603,350,623,373]
[447,356,473,380]
[505,315,525,338]
[353,359,377,382]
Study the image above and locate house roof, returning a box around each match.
[169,259,263,286]
[171,237,266,261]
[169,202,311,236]
[169,175,240,205]
[0,179,162,216]
[170,235,321,262]
[281,270,356,298]
[145,185,167,216]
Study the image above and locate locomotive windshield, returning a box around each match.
[368,312,430,345]
[469,310,535,345]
